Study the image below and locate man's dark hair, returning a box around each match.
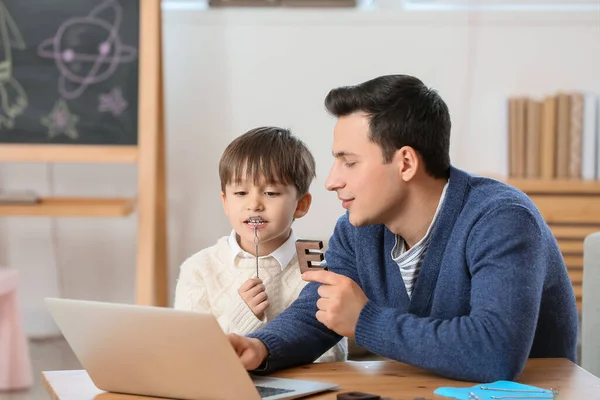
[324,75,451,178]
[219,127,316,197]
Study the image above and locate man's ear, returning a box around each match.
[220,192,229,217]
[293,193,312,219]
[395,146,419,182]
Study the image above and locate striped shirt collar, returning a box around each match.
[392,180,449,259]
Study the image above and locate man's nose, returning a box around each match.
[325,165,343,192]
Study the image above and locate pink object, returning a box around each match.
[0,269,33,391]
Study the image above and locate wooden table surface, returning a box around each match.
[43,359,600,399]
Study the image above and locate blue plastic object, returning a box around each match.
[434,380,555,399]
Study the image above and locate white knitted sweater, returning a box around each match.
[174,236,347,362]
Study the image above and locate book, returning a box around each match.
[540,95,557,179]
[582,94,598,180]
[568,92,584,179]
[556,93,572,179]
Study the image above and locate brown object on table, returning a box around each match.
[337,391,381,400]
[296,239,325,274]
[42,359,600,399]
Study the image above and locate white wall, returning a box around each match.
[1,5,598,337]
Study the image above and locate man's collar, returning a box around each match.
[228,229,297,271]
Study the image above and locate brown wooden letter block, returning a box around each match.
[295,239,325,274]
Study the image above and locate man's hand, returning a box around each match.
[228,333,268,370]
[238,278,269,319]
[302,270,368,338]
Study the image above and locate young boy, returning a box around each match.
[174,127,347,362]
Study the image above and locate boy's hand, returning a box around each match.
[228,334,268,370]
[238,278,269,319]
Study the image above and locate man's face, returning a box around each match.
[325,112,405,227]
[221,174,309,256]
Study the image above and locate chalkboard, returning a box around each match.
[0,0,139,145]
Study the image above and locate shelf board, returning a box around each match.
[483,174,600,194]
[0,197,135,217]
[505,178,600,195]
[0,145,138,163]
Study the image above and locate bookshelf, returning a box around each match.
[505,88,599,312]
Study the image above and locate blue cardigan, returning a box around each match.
[249,167,578,381]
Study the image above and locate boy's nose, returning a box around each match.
[246,197,264,211]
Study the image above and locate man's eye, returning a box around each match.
[344,162,356,168]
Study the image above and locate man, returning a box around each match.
[228,74,578,382]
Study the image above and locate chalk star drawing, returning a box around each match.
[41,99,79,139]
[0,1,28,130]
[37,0,137,100]
[98,86,127,116]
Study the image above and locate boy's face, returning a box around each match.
[221,175,311,256]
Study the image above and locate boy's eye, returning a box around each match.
[265,192,279,197]
[234,191,247,196]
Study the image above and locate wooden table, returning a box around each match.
[42,359,600,399]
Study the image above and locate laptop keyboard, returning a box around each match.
[255,385,295,398]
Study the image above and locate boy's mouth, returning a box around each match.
[246,216,267,226]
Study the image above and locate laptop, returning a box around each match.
[45,297,339,400]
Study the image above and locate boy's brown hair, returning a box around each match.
[219,127,316,197]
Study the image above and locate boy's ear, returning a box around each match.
[293,193,312,219]
[220,192,229,217]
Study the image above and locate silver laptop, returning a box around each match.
[45,297,338,400]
